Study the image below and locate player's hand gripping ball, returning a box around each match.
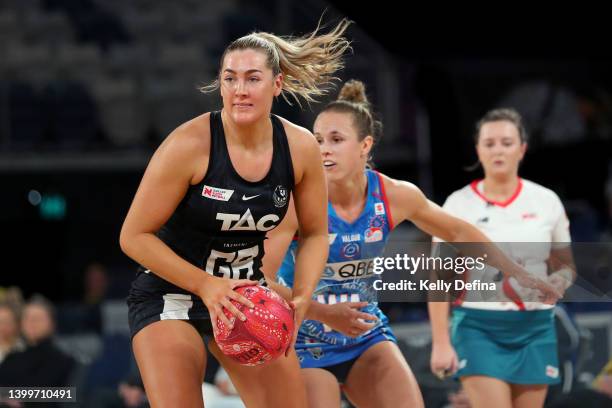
[214,285,294,366]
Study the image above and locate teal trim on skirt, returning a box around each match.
[451,306,560,385]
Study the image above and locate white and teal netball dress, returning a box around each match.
[436,178,571,385]
[277,169,397,374]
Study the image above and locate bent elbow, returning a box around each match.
[119,227,134,257]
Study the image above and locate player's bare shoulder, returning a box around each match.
[377,172,428,221]
[378,172,422,199]
[163,112,211,154]
[157,113,212,184]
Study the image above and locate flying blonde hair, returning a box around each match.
[200,19,352,107]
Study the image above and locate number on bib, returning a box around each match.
[205,246,259,279]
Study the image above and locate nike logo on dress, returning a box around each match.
[242,194,261,201]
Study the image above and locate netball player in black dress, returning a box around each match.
[120,20,351,407]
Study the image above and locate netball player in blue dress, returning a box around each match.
[262,82,561,408]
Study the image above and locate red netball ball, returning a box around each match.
[214,285,294,366]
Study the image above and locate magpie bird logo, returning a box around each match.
[273,185,288,208]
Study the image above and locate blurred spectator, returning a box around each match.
[0,287,24,313]
[80,262,110,334]
[0,295,75,387]
[84,262,110,306]
[56,262,111,334]
[0,304,24,364]
[87,363,147,408]
[117,380,147,408]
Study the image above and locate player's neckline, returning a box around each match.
[470,178,523,208]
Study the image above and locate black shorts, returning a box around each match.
[127,270,215,339]
[320,357,359,384]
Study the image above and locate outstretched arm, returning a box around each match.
[382,175,562,301]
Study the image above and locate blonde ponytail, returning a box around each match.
[201,19,352,106]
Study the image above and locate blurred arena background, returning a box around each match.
[0,0,611,407]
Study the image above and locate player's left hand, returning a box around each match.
[513,269,562,304]
[546,269,573,299]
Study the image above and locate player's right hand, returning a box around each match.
[286,296,309,357]
[320,301,378,338]
[430,342,458,380]
[198,276,256,332]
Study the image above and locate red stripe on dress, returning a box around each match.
[375,171,395,230]
[502,277,526,311]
